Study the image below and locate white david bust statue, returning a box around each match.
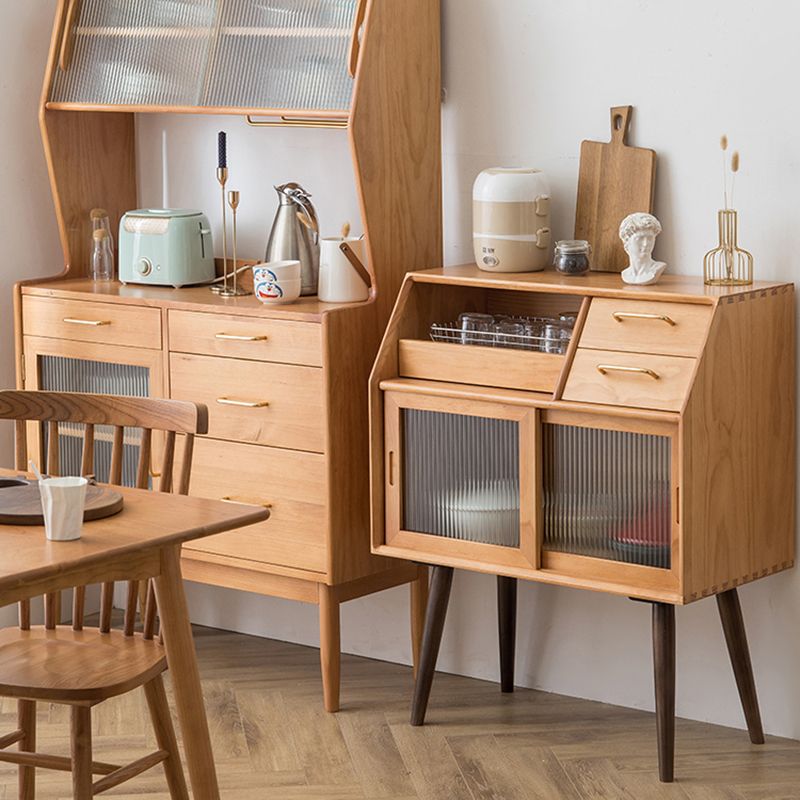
[619,212,667,286]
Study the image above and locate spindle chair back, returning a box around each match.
[0,390,208,798]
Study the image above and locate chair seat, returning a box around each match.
[0,626,166,704]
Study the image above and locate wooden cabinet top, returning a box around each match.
[411,264,792,305]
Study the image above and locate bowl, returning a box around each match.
[254,277,302,305]
[253,261,302,305]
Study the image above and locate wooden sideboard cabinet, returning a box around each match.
[14,0,442,712]
[369,265,796,782]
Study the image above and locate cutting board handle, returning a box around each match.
[610,106,633,146]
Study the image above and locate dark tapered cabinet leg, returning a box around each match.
[652,602,676,783]
[410,565,454,726]
[497,576,517,693]
[716,588,765,744]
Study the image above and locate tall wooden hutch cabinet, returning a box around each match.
[15,0,442,712]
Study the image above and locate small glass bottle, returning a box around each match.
[90,208,114,252]
[91,229,114,282]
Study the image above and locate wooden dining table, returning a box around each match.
[0,469,269,800]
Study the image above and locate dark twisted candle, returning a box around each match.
[218,131,227,170]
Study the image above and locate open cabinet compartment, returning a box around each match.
[394,281,585,394]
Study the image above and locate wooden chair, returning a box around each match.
[0,390,209,799]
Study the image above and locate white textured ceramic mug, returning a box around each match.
[39,476,88,541]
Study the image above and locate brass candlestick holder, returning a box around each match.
[703,209,753,286]
[226,190,249,296]
[210,164,234,296]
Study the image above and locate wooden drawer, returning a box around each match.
[22,296,162,350]
[580,298,712,357]
[170,353,325,452]
[181,438,327,574]
[168,310,322,366]
[399,339,565,393]
[562,349,696,412]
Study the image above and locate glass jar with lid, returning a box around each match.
[554,240,591,276]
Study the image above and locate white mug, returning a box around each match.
[318,238,369,303]
[39,476,88,541]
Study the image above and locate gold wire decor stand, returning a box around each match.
[704,209,753,286]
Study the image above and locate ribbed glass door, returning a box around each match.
[383,392,538,569]
[49,0,359,112]
[36,354,151,488]
[50,0,218,106]
[542,423,673,569]
[204,0,359,111]
[403,409,521,548]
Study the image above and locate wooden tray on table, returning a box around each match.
[0,478,124,525]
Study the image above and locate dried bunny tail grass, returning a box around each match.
[730,151,741,208]
[721,136,729,208]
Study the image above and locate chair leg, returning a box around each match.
[410,565,429,680]
[497,576,517,693]
[716,588,765,744]
[70,706,93,799]
[652,602,676,783]
[410,566,454,727]
[144,674,190,800]
[319,584,341,713]
[17,700,35,800]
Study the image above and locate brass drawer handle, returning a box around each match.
[215,333,269,342]
[612,311,676,326]
[63,317,111,327]
[221,496,273,509]
[597,364,660,380]
[216,397,270,409]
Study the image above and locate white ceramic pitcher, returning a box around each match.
[318,237,370,303]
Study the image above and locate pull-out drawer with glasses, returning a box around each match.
[169,352,325,452]
[392,280,585,395]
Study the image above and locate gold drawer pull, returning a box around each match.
[215,333,269,342]
[612,311,676,326]
[63,317,111,327]
[221,496,273,509]
[216,397,270,409]
[597,364,660,380]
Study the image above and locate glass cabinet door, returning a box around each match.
[383,391,539,571]
[541,414,678,572]
[23,340,163,487]
[204,0,359,112]
[50,0,218,106]
[49,0,359,112]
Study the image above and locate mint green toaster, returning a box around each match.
[119,209,215,288]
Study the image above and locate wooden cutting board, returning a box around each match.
[574,106,657,272]
[0,480,124,526]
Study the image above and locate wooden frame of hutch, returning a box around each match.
[14,0,442,712]
[370,265,796,782]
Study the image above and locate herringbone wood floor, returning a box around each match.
[1,625,798,799]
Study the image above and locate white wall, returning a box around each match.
[3,0,799,739]
[0,1,63,625]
